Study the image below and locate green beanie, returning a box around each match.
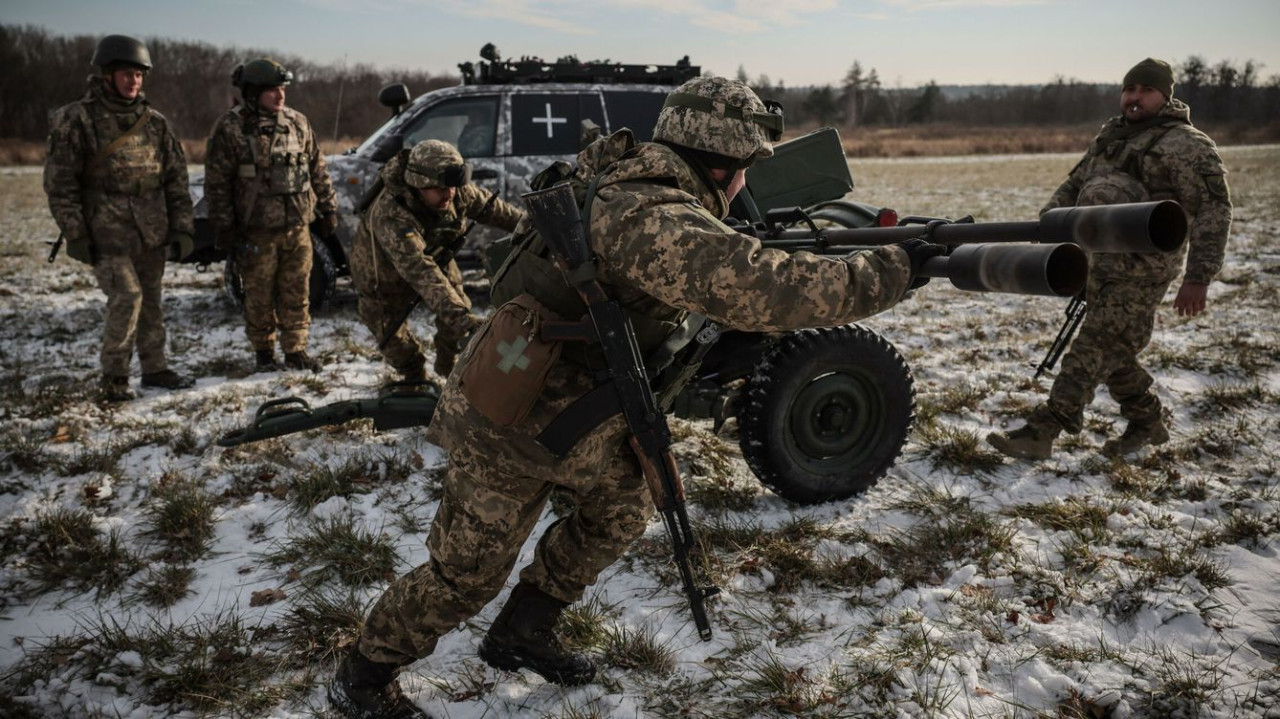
[1123,58,1175,99]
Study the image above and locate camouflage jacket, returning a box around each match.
[426,133,913,487]
[43,78,193,259]
[350,152,522,327]
[1045,99,1232,283]
[204,105,337,233]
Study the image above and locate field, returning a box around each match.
[1,146,1278,718]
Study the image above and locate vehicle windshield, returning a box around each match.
[355,112,406,156]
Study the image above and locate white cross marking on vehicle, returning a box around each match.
[532,103,567,138]
[497,336,532,374]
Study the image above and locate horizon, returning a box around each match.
[4,0,1279,89]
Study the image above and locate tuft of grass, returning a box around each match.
[1002,495,1113,535]
[142,474,219,562]
[25,508,142,597]
[603,624,675,676]
[55,441,127,476]
[279,589,367,665]
[874,510,1015,588]
[264,515,399,588]
[0,430,50,473]
[557,595,614,651]
[733,649,842,715]
[289,449,418,514]
[1193,381,1268,419]
[133,563,197,608]
[915,423,1005,474]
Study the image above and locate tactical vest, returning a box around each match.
[228,108,313,229]
[76,101,164,197]
[491,157,686,373]
[1084,117,1185,201]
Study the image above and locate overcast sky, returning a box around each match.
[7,0,1279,88]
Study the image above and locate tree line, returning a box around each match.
[742,57,1280,129]
[1,24,456,144]
[4,23,1279,145]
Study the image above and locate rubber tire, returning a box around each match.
[738,325,914,505]
[222,235,337,313]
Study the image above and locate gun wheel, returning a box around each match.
[738,325,914,505]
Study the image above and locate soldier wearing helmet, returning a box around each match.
[330,76,927,718]
[988,58,1233,461]
[203,57,339,373]
[348,139,522,382]
[43,34,196,402]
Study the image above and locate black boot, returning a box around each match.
[284,350,322,373]
[328,648,430,719]
[141,369,195,390]
[478,582,596,686]
[253,349,280,373]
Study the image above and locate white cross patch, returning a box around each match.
[531,103,567,139]
[496,336,532,374]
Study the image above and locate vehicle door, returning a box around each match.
[503,89,606,198]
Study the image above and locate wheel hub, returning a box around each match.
[789,371,883,461]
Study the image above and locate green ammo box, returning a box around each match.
[745,126,853,215]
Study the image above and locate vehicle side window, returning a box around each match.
[602,91,667,142]
[511,93,605,156]
[402,96,500,158]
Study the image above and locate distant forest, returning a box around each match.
[3,24,1279,143]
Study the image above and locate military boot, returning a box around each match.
[987,416,1063,461]
[432,346,457,378]
[284,350,322,373]
[141,369,194,390]
[99,375,135,403]
[254,350,280,373]
[328,648,430,719]
[1103,417,1170,457]
[478,582,596,686]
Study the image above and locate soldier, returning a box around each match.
[349,140,522,382]
[988,58,1232,460]
[328,76,940,717]
[43,35,196,402]
[204,58,339,373]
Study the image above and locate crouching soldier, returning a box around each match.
[204,58,339,373]
[349,140,522,382]
[44,34,196,402]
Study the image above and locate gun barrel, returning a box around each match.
[766,201,1186,255]
[919,243,1087,297]
[522,182,590,269]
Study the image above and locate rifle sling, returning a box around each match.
[535,381,623,458]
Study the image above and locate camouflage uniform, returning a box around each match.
[43,76,193,381]
[204,104,337,355]
[1023,99,1231,440]
[349,150,522,379]
[354,129,914,667]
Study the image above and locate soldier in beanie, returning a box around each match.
[349,139,523,383]
[328,76,941,718]
[43,35,196,402]
[988,58,1232,460]
[204,58,339,373]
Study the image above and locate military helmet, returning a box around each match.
[653,76,783,164]
[232,58,293,89]
[1077,170,1150,207]
[404,140,472,189]
[91,35,152,71]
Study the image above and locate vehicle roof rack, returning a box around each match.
[458,43,700,86]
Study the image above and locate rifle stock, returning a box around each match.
[523,181,718,641]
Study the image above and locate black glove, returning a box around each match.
[896,238,947,290]
[317,212,339,238]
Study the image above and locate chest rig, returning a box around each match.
[77,100,163,197]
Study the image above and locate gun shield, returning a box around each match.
[1039,200,1186,254]
[922,243,1087,297]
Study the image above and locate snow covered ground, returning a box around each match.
[1,147,1277,718]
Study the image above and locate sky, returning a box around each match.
[5,0,1280,88]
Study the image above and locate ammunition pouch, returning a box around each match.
[264,152,311,195]
[460,293,563,427]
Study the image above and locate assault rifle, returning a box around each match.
[216,382,439,447]
[1035,291,1087,379]
[522,181,718,641]
[749,200,1188,298]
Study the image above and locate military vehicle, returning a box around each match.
[183,45,700,312]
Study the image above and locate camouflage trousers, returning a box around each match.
[237,225,311,353]
[356,445,654,666]
[355,262,470,377]
[1042,272,1174,433]
[91,245,170,378]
